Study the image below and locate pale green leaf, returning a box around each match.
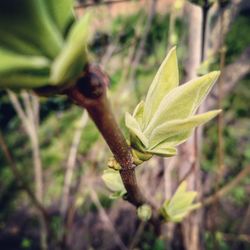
[149,110,221,148]
[0,32,42,56]
[0,48,50,75]
[131,149,152,165]
[145,71,220,135]
[0,73,49,89]
[44,0,75,34]
[50,13,92,85]
[146,146,177,157]
[168,192,197,215]
[110,190,126,199]
[102,169,126,194]
[125,112,149,148]
[143,47,179,128]
[132,100,145,128]
[169,211,190,222]
[0,0,63,58]
[161,181,198,222]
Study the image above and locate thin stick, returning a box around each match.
[216,3,226,183]
[128,0,157,93]
[8,90,48,250]
[0,131,48,219]
[201,165,250,207]
[89,188,128,250]
[128,221,145,250]
[60,111,89,216]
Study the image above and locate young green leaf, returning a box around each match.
[143,47,179,128]
[133,100,145,127]
[102,169,126,197]
[125,47,221,166]
[146,146,177,157]
[149,109,221,148]
[0,48,50,75]
[145,71,220,135]
[44,0,75,34]
[50,13,92,85]
[0,73,49,89]
[160,181,199,222]
[125,112,149,148]
[0,0,63,59]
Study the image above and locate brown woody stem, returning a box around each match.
[65,65,146,207]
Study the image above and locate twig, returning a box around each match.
[61,111,89,216]
[128,0,157,91]
[66,64,148,208]
[8,90,48,250]
[0,130,48,219]
[201,165,250,207]
[89,188,128,250]
[216,1,226,184]
[128,221,145,250]
[220,233,250,243]
[207,45,250,110]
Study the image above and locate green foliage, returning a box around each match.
[0,0,91,90]
[229,186,246,206]
[205,231,230,250]
[225,13,250,64]
[21,238,32,249]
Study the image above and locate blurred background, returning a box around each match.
[0,0,250,249]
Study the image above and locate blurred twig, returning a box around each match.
[0,131,48,219]
[7,90,48,250]
[130,0,157,69]
[89,188,128,250]
[207,45,250,110]
[128,0,157,93]
[221,233,250,243]
[216,1,226,183]
[128,221,145,250]
[202,165,250,207]
[60,111,89,216]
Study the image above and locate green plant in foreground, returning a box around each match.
[103,47,220,221]
[0,0,91,91]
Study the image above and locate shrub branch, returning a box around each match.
[65,65,147,207]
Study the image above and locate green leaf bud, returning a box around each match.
[137,204,152,222]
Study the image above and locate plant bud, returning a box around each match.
[137,204,152,221]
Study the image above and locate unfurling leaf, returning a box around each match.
[0,0,92,91]
[50,13,92,85]
[143,47,179,127]
[160,181,200,222]
[125,47,221,165]
[102,169,126,199]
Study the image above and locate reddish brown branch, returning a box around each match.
[65,65,147,207]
